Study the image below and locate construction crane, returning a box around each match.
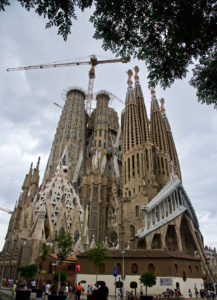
[7,55,130,115]
[0,205,12,214]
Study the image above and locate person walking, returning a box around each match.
[75,282,82,300]
[43,281,50,300]
[64,284,69,298]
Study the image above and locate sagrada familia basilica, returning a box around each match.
[0,67,214,288]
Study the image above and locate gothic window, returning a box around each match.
[92,199,96,211]
[146,149,149,169]
[161,157,164,172]
[130,225,135,238]
[92,215,96,229]
[189,265,192,273]
[99,130,102,137]
[131,263,138,274]
[135,205,139,218]
[129,190,131,197]
[148,263,155,272]
[128,158,130,180]
[137,153,140,175]
[124,161,126,184]
[99,140,101,147]
[132,155,135,176]
[74,230,79,243]
[151,234,162,249]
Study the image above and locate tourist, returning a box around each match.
[11,282,16,298]
[140,285,144,296]
[64,284,69,297]
[87,284,91,294]
[188,289,192,297]
[43,281,50,300]
[31,279,36,289]
[75,282,82,300]
[200,289,205,298]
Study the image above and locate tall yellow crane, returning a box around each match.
[7,55,130,115]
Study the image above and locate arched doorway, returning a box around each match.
[165,225,178,251]
[180,216,197,255]
[151,234,162,249]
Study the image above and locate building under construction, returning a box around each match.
[0,66,214,295]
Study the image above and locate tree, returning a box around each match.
[1,0,216,105]
[37,242,51,288]
[18,264,38,280]
[86,243,110,282]
[53,271,67,283]
[139,272,156,295]
[54,230,74,296]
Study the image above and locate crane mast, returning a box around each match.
[0,205,12,214]
[7,55,130,115]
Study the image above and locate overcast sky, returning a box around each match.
[0,2,216,251]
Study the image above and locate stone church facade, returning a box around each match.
[0,67,214,289]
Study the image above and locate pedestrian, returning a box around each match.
[64,284,69,297]
[140,285,144,296]
[69,284,73,298]
[118,287,123,299]
[43,281,50,300]
[75,282,82,300]
[87,285,91,294]
[11,283,16,298]
[188,289,192,297]
[200,289,205,298]
[31,279,36,289]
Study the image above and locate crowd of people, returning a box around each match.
[41,280,109,299]
[1,278,217,300]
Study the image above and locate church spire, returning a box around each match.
[160,98,182,181]
[125,69,135,105]
[150,87,170,190]
[134,66,150,143]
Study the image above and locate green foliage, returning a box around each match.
[2,0,216,104]
[86,243,110,268]
[40,242,52,263]
[190,51,217,105]
[53,271,67,283]
[0,0,10,11]
[140,272,157,295]
[54,230,74,264]
[18,264,38,279]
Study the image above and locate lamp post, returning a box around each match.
[0,252,9,288]
[121,196,126,300]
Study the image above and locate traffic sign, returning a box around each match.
[113,267,118,277]
[75,264,80,272]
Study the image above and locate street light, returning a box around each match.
[0,252,9,288]
[119,195,127,299]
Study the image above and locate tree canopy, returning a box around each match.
[54,230,74,264]
[1,0,216,105]
[53,270,67,283]
[18,264,38,279]
[140,272,157,295]
[86,243,110,268]
[40,242,51,264]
